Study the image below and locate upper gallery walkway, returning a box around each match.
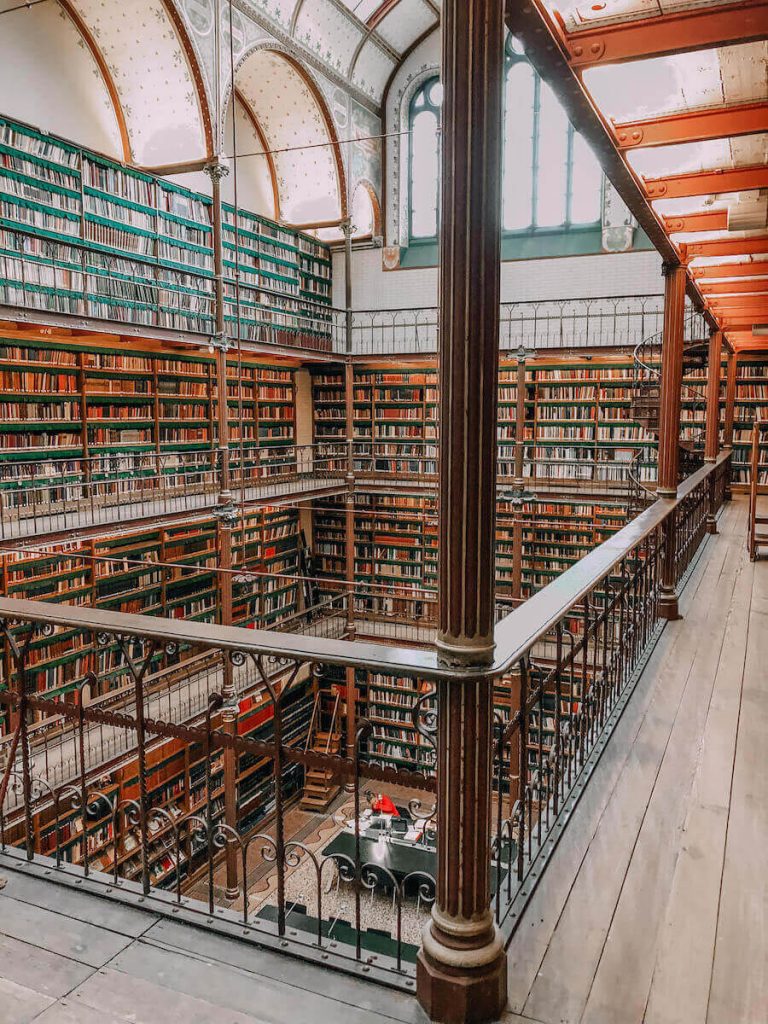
[505,492,768,1024]
[0,444,347,543]
[0,495,764,1024]
[0,486,764,1024]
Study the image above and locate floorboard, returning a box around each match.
[510,497,767,1024]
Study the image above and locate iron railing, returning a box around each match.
[329,296,709,357]
[0,443,347,539]
[0,453,730,990]
[2,244,711,360]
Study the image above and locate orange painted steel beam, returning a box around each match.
[645,165,768,201]
[692,260,768,280]
[562,0,768,68]
[614,102,768,150]
[701,279,768,295]
[687,236,768,259]
[663,210,728,234]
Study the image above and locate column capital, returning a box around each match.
[203,160,230,183]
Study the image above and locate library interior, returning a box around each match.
[0,2,765,1023]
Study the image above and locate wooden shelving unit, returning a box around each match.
[0,115,331,345]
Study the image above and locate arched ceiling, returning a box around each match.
[236,48,345,224]
[241,0,440,106]
[66,0,213,165]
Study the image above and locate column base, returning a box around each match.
[658,587,680,621]
[706,515,718,535]
[417,914,507,1024]
[225,885,240,902]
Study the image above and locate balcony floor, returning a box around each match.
[0,496,765,1024]
[506,493,768,1024]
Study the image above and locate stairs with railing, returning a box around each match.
[300,691,342,811]
[631,318,708,494]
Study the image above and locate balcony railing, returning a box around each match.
[2,242,710,361]
[329,296,709,357]
[0,454,730,994]
[0,443,347,539]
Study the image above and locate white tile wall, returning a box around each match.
[333,247,665,311]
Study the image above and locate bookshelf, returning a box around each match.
[731,356,768,488]
[0,116,331,347]
[311,354,660,486]
[312,492,629,611]
[0,505,301,718]
[0,336,297,503]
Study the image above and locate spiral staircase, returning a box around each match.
[627,318,709,515]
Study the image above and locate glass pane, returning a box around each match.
[411,109,439,239]
[570,132,603,224]
[536,81,568,228]
[503,62,535,231]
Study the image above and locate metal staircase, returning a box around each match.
[631,316,709,497]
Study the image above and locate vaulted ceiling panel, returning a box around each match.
[375,0,436,52]
[352,38,396,99]
[293,0,364,76]
[236,48,343,224]
[67,0,209,166]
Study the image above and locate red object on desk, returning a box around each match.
[371,794,399,816]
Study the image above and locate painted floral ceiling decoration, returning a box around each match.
[237,47,343,223]
[239,0,440,106]
[66,0,211,165]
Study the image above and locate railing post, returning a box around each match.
[657,263,686,621]
[416,2,507,1020]
[705,330,723,533]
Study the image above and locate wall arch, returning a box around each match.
[228,42,347,227]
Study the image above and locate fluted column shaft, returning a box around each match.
[417,2,507,1021]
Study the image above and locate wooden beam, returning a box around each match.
[615,102,768,150]
[692,260,768,280]
[645,165,768,201]
[701,279,768,295]
[687,236,768,259]
[664,210,728,234]
[561,0,768,68]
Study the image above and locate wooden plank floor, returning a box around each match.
[505,495,768,1024]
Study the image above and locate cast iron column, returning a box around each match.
[657,263,686,621]
[705,330,723,533]
[416,2,508,1021]
[341,218,357,779]
[206,160,240,899]
[723,348,737,500]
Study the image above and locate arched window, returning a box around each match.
[407,42,603,243]
[408,78,442,241]
[503,37,602,231]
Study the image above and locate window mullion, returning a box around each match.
[531,75,540,229]
[565,124,574,227]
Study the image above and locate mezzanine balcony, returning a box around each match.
[2,455,761,1024]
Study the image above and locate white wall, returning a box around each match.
[334,247,665,310]
[169,99,276,216]
[0,4,122,157]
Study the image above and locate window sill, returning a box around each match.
[398,227,652,268]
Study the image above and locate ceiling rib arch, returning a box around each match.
[56,0,132,161]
